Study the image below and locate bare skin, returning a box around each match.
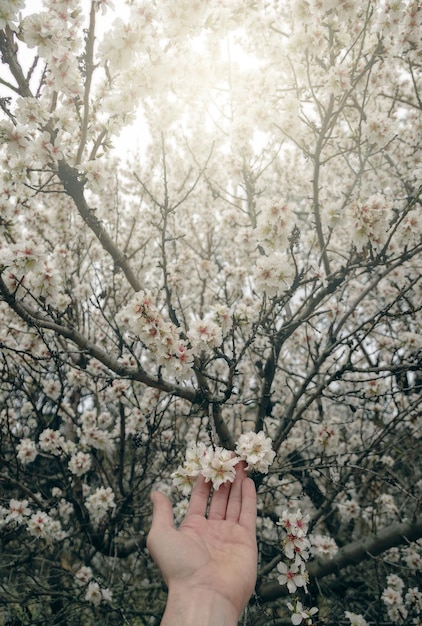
[147,462,258,626]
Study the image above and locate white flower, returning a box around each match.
[17,438,38,464]
[309,533,338,558]
[85,580,102,606]
[0,0,25,30]
[27,511,50,538]
[277,509,310,538]
[402,547,422,570]
[287,600,318,625]
[200,447,240,490]
[81,426,115,456]
[39,428,64,455]
[277,560,308,593]
[27,511,64,541]
[75,566,93,586]
[68,451,92,477]
[254,252,294,298]
[235,431,275,473]
[84,579,113,605]
[337,499,361,520]
[344,612,369,626]
[256,198,294,252]
[171,463,199,496]
[85,487,116,525]
[101,587,113,604]
[386,574,405,592]
[381,586,402,606]
[187,318,223,354]
[5,499,31,525]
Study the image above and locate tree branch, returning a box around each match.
[0,275,198,403]
[257,514,422,602]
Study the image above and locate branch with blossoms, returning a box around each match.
[258,513,422,603]
[275,509,319,625]
[0,275,198,402]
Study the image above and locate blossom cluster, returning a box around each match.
[256,198,295,252]
[75,566,113,607]
[0,241,70,310]
[277,509,311,592]
[171,431,275,493]
[253,251,294,298]
[0,498,66,543]
[276,509,319,625]
[118,292,194,378]
[381,573,422,624]
[347,194,391,252]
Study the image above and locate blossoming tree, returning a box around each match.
[0,1,421,624]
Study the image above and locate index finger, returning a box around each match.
[184,474,211,518]
[239,477,257,532]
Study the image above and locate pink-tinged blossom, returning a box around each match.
[0,122,29,154]
[309,533,338,559]
[402,547,422,570]
[278,509,310,538]
[277,560,309,593]
[187,318,223,354]
[16,438,38,464]
[254,252,294,298]
[5,499,31,525]
[39,428,65,456]
[405,587,422,612]
[200,446,240,490]
[283,534,311,561]
[386,574,405,592]
[119,291,193,374]
[75,566,93,586]
[315,421,340,452]
[27,511,65,541]
[14,97,50,128]
[235,431,276,473]
[256,198,294,252]
[212,304,233,336]
[27,511,50,538]
[68,451,92,477]
[337,498,361,520]
[80,426,115,456]
[348,194,390,252]
[1,242,45,276]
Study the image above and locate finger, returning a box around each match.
[185,474,211,518]
[225,462,247,522]
[239,477,257,533]
[207,479,231,520]
[147,491,174,552]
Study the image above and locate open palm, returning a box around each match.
[147,463,257,618]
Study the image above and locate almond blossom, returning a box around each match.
[235,430,276,473]
[199,446,240,491]
[277,560,308,594]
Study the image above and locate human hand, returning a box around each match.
[147,462,257,626]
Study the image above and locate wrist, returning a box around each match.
[160,585,240,626]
